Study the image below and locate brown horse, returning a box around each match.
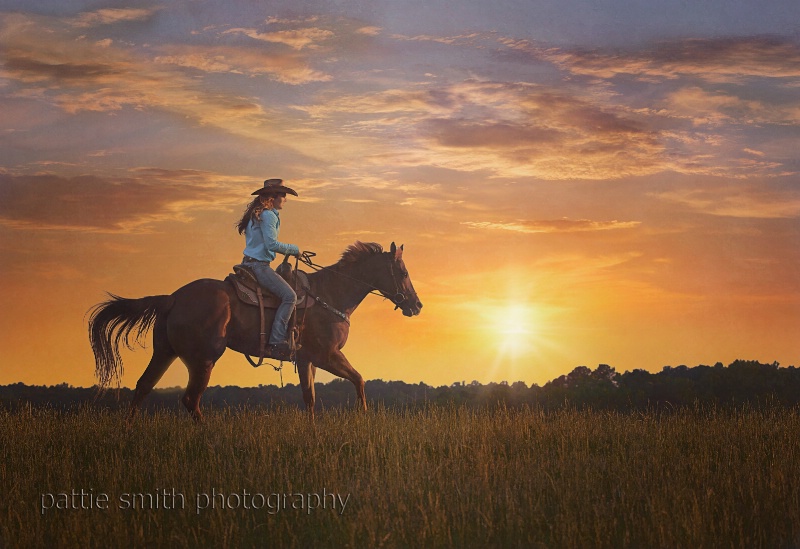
[88,241,422,421]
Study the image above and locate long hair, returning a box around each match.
[236,195,274,234]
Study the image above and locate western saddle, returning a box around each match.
[226,257,314,365]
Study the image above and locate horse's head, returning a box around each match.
[374,242,422,317]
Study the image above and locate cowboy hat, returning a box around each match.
[251,178,298,196]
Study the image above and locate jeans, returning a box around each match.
[245,260,297,345]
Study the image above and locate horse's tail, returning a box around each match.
[87,294,175,388]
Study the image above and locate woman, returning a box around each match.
[236,178,300,361]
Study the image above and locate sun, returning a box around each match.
[489,303,538,355]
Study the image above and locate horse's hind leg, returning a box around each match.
[181,360,215,423]
[178,334,227,422]
[168,283,230,422]
[128,318,176,423]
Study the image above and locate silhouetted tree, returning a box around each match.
[3,360,799,413]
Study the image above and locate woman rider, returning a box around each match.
[236,178,300,361]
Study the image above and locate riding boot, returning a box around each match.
[267,342,295,361]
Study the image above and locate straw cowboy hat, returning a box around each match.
[251,178,298,196]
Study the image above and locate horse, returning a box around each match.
[88,241,422,421]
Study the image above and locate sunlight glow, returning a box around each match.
[488,303,539,357]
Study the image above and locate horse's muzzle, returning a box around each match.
[400,298,422,317]
[389,291,421,317]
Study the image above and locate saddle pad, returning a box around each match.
[226,271,313,309]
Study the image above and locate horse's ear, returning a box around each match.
[390,242,397,254]
[394,243,404,260]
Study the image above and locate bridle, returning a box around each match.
[274,251,412,378]
[384,261,408,310]
[297,251,410,311]
[250,251,412,379]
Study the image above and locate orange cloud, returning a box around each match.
[356,26,382,36]
[655,185,800,219]
[531,37,800,83]
[462,219,641,234]
[391,32,483,45]
[296,88,455,118]
[423,118,563,148]
[297,70,798,180]
[154,45,332,84]
[294,79,669,179]
[663,87,800,126]
[70,7,160,28]
[223,27,334,50]
[0,14,293,141]
[0,170,250,233]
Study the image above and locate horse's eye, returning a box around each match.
[401,270,408,279]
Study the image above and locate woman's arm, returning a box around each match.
[259,210,299,256]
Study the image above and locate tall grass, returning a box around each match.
[2,404,799,548]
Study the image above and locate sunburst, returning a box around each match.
[487,303,539,358]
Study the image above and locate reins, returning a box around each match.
[297,251,408,310]
[247,249,410,383]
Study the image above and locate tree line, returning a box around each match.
[2,360,799,412]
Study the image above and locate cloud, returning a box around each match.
[154,45,332,84]
[297,62,798,180]
[418,82,664,179]
[4,11,795,187]
[662,86,800,126]
[70,7,160,28]
[296,79,670,179]
[3,55,121,82]
[265,16,320,25]
[0,14,286,139]
[0,171,250,233]
[223,27,334,50]
[336,229,384,235]
[655,185,800,219]
[423,118,563,148]
[391,32,483,45]
[356,26,382,36]
[462,218,641,234]
[483,35,800,178]
[296,88,456,118]
[531,36,800,83]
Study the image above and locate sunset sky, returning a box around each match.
[2,0,799,390]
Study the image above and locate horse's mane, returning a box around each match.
[336,241,384,266]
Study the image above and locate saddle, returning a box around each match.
[226,265,313,309]
[226,259,314,366]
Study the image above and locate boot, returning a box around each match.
[267,341,300,361]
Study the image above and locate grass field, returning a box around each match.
[2,404,800,548]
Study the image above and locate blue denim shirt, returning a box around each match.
[243,209,299,262]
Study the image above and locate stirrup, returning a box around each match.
[267,342,301,362]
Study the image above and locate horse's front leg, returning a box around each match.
[295,353,316,419]
[318,349,367,412]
